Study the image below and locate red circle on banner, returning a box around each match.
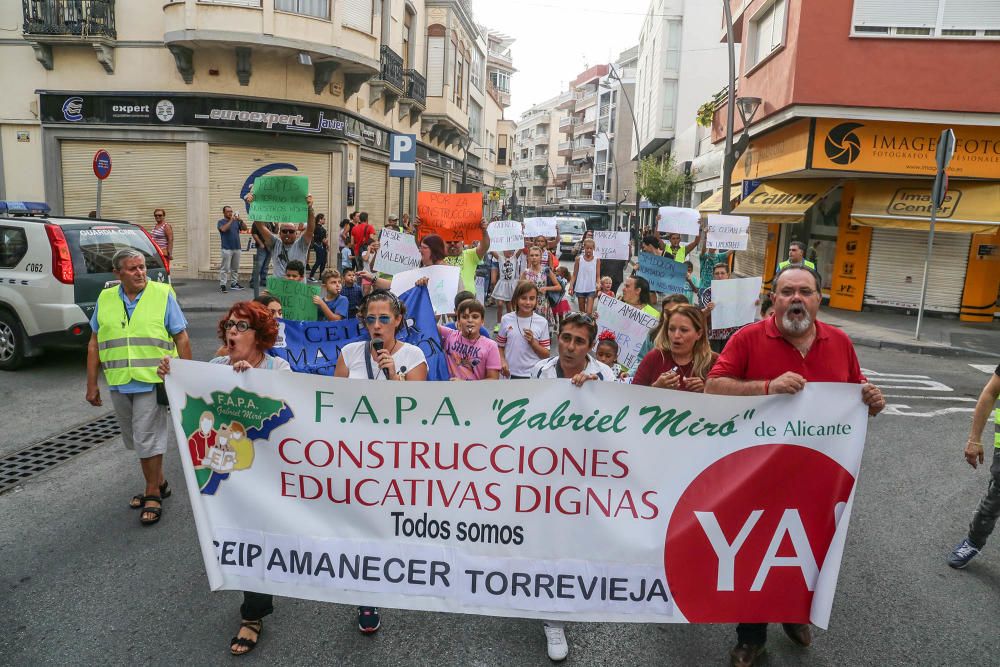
[664,444,855,623]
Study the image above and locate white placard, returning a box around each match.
[657,207,701,236]
[390,265,461,315]
[595,293,659,369]
[373,229,422,275]
[487,220,524,252]
[709,276,762,330]
[523,217,558,239]
[593,231,630,260]
[707,214,751,251]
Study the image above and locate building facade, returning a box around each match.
[711,0,1000,321]
[2,0,512,278]
[511,96,564,211]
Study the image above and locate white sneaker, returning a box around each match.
[543,622,568,662]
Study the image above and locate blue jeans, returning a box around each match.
[253,247,271,288]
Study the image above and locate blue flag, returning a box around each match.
[638,252,688,294]
[268,286,449,380]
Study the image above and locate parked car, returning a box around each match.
[557,217,587,259]
[0,202,170,370]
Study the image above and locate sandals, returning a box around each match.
[139,496,162,526]
[230,620,263,656]
[130,481,171,509]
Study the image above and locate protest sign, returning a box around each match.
[595,294,659,369]
[709,276,763,330]
[523,217,558,239]
[165,369,869,628]
[266,276,321,321]
[707,214,751,251]
[390,264,461,315]
[487,220,524,252]
[594,231,630,260]
[249,175,309,224]
[373,229,422,276]
[637,252,688,294]
[268,286,448,380]
[657,207,701,236]
[416,192,484,244]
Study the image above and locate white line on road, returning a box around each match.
[883,395,977,402]
[970,364,997,374]
[882,405,974,417]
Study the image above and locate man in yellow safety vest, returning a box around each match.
[777,240,816,271]
[86,248,191,526]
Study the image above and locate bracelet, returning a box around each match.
[763,379,770,395]
[968,440,983,446]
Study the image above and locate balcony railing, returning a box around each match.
[556,189,568,198]
[378,45,404,91]
[404,69,426,106]
[599,103,611,117]
[556,165,573,175]
[558,141,573,151]
[559,117,578,130]
[23,0,117,39]
[595,162,608,175]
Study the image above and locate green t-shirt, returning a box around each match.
[443,248,481,293]
[641,303,660,319]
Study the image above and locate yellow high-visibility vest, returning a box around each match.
[96,282,177,385]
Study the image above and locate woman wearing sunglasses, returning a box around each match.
[334,290,428,384]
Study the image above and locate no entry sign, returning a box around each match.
[93,149,112,180]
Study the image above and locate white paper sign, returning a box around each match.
[595,293,659,369]
[488,220,524,252]
[523,217,558,239]
[390,265,461,315]
[709,276,762,330]
[657,207,701,236]
[707,214,751,251]
[373,229,422,275]
[593,231,630,260]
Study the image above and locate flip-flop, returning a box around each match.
[139,495,162,526]
[130,481,170,509]
[230,620,263,656]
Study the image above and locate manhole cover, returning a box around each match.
[0,413,121,494]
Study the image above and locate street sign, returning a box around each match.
[742,179,762,197]
[931,172,949,208]
[936,128,956,172]
[389,133,416,177]
[92,149,112,180]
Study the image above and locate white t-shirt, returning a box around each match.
[496,311,551,377]
[530,355,614,380]
[339,340,427,379]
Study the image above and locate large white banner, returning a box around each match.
[166,360,869,628]
[595,293,659,369]
[373,229,422,275]
[594,231,630,260]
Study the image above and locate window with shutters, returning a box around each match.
[342,0,373,33]
[746,0,786,70]
[426,29,445,96]
[454,58,465,108]
[471,48,483,91]
[403,9,414,70]
[851,0,1000,38]
[276,0,330,20]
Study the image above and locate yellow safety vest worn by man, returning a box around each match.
[96,281,178,386]
[664,245,687,263]
[778,259,816,271]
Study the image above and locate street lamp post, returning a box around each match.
[599,129,621,227]
[721,1,762,217]
[605,63,642,250]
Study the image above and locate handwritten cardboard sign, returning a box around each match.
[390,265,461,315]
[373,229,422,276]
[249,175,309,224]
[637,252,688,294]
[706,214,751,251]
[523,217,558,239]
[487,220,524,252]
[266,275,321,321]
[657,206,701,236]
[594,231,630,260]
[595,293,659,370]
[416,192,483,244]
[709,276,762,330]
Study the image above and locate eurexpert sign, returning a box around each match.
[165,361,869,627]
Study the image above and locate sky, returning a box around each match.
[472,0,649,120]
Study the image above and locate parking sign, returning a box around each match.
[389,133,416,177]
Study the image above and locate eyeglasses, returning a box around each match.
[153,214,164,218]
[223,320,252,332]
[364,315,393,325]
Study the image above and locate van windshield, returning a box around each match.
[557,219,586,235]
[64,226,165,275]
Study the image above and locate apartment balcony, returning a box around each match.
[571,169,594,184]
[559,117,577,131]
[488,80,511,108]
[556,189,569,199]
[575,90,597,109]
[599,103,612,118]
[532,154,550,166]
[557,90,576,110]
[576,118,597,135]
[572,142,594,162]
[368,45,405,111]
[595,161,608,176]
[161,0,380,90]
[399,69,426,121]
[534,134,549,148]
[556,165,573,176]
[487,49,513,69]
[23,0,117,73]
[557,141,573,157]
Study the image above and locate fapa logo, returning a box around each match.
[824,122,864,165]
[62,96,84,122]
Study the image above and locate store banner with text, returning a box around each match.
[417,192,484,244]
[165,368,868,627]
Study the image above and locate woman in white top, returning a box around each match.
[335,290,428,381]
[569,238,600,316]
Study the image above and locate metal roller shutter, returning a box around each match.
[864,228,970,313]
[60,141,189,272]
[735,220,768,278]
[358,159,388,228]
[420,172,443,193]
[388,177,411,219]
[208,146,331,274]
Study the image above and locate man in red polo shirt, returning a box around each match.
[706,265,885,667]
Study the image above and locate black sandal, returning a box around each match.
[130,481,171,509]
[139,496,162,526]
[230,620,263,656]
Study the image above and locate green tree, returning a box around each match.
[636,155,690,206]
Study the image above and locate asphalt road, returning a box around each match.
[3,313,1000,665]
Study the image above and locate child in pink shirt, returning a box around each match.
[437,298,501,380]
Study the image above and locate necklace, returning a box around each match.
[514,312,535,336]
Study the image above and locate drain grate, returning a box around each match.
[0,413,121,494]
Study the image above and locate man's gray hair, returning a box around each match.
[112,247,145,271]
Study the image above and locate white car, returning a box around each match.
[0,202,170,370]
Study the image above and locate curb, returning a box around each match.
[851,336,1000,359]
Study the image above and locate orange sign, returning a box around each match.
[416,192,483,244]
[735,119,811,180]
[812,119,1000,179]
[828,183,871,312]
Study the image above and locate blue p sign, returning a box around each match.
[390,133,416,177]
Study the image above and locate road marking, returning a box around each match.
[883,395,976,402]
[970,364,996,374]
[882,405,974,417]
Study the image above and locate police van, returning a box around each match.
[0,202,169,370]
